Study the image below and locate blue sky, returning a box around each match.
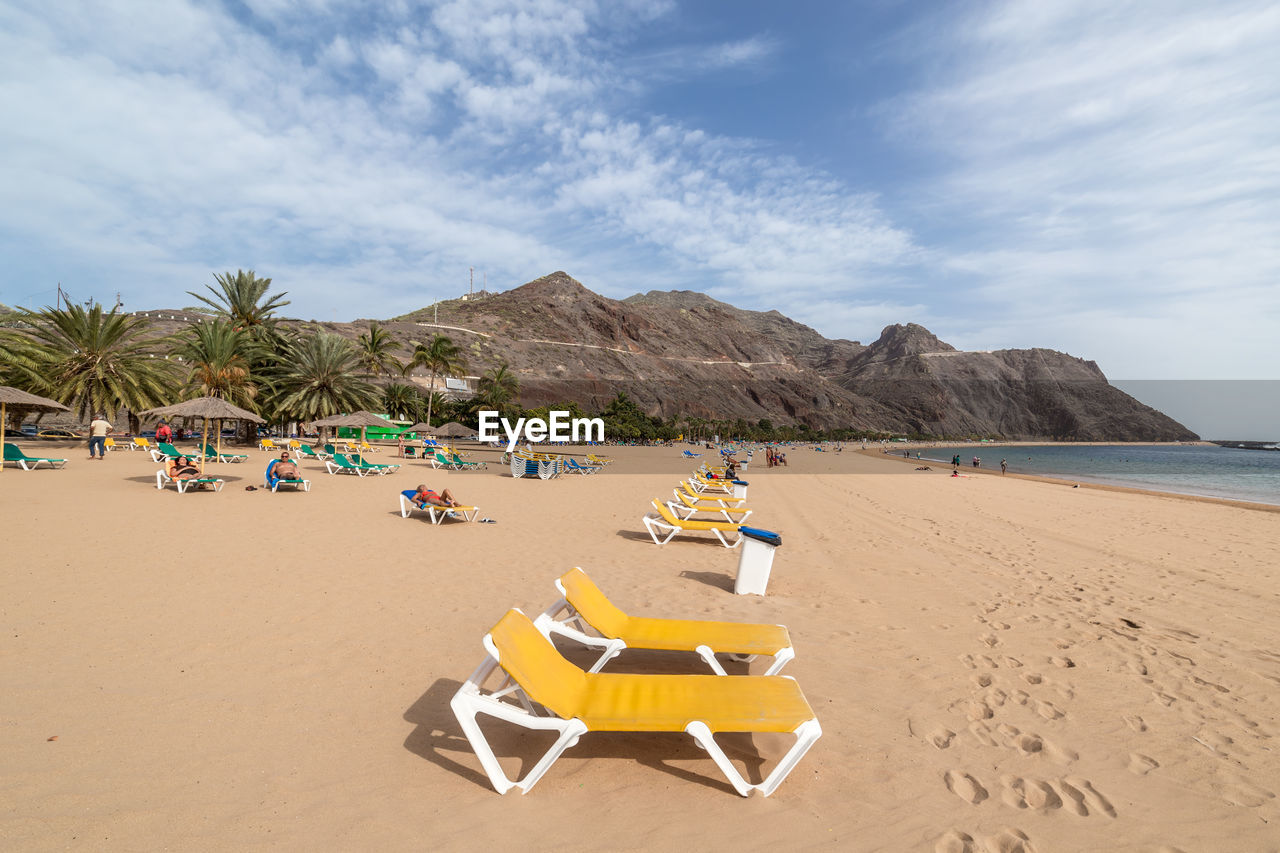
[2,0,1277,385]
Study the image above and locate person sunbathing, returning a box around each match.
[411,484,460,508]
[168,456,200,481]
[270,452,301,482]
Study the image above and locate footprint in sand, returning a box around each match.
[968,699,995,721]
[969,721,998,747]
[1124,714,1147,733]
[1022,673,1043,685]
[930,728,956,749]
[1128,753,1159,775]
[1034,699,1065,721]
[1050,656,1075,668]
[944,770,990,805]
[983,827,1039,853]
[1001,776,1064,811]
[972,673,993,688]
[981,633,1001,648]
[934,829,976,853]
[1057,777,1117,817]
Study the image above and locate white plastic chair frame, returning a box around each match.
[398,493,480,523]
[155,469,224,493]
[533,585,795,677]
[450,615,820,797]
[324,457,366,476]
[266,468,311,492]
[642,503,743,549]
[668,492,753,524]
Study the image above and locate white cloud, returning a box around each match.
[0,0,916,327]
[882,0,1280,377]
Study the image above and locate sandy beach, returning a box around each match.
[3,442,1278,851]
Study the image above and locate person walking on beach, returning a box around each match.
[155,421,172,444]
[88,413,113,460]
[952,454,960,470]
[972,456,980,468]
[1000,459,1008,475]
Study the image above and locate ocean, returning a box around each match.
[921,444,1280,507]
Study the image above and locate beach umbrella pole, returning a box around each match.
[201,416,210,475]
[1,401,6,474]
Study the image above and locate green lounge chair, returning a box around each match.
[450,452,485,470]
[350,453,399,474]
[150,442,184,462]
[294,444,328,461]
[3,444,69,470]
[195,443,247,463]
[326,453,393,476]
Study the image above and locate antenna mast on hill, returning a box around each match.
[469,266,474,297]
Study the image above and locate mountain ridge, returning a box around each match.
[146,271,1197,440]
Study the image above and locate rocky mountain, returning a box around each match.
[383,271,1195,440]
[138,270,1194,439]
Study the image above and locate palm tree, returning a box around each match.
[407,334,465,427]
[176,319,258,409]
[16,303,178,425]
[188,270,289,333]
[267,333,378,424]
[381,382,423,422]
[356,322,404,378]
[188,270,290,440]
[472,361,520,415]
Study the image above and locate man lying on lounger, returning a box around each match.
[269,452,301,483]
[410,484,461,508]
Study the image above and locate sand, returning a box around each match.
[2,441,1278,851]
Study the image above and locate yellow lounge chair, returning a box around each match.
[132,437,154,452]
[692,472,735,491]
[586,453,612,466]
[259,437,278,452]
[642,498,743,548]
[670,488,754,523]
[451,608,821,796]
[678,480,745,505]
[535,568,794,675]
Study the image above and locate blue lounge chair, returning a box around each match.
[265,458,310,492]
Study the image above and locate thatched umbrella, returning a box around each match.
[434,420,478,457]
[140,397,264,474]
[305,410,389,451]
[0,387,70,475]
[435,421,478,438]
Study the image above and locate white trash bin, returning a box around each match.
[732,479,749,500]
[735,527,782,595]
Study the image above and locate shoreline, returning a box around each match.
[858,445,1280,513]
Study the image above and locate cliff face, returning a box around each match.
[838,326,1195,440]
[331,271,1194,439]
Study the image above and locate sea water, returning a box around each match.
[922,444,1280,506]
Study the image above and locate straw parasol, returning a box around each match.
[0,387,70,475]
[434,420,479,456]
[305,410,389,451]
[139,397,264,474]
[435,421,478,438]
